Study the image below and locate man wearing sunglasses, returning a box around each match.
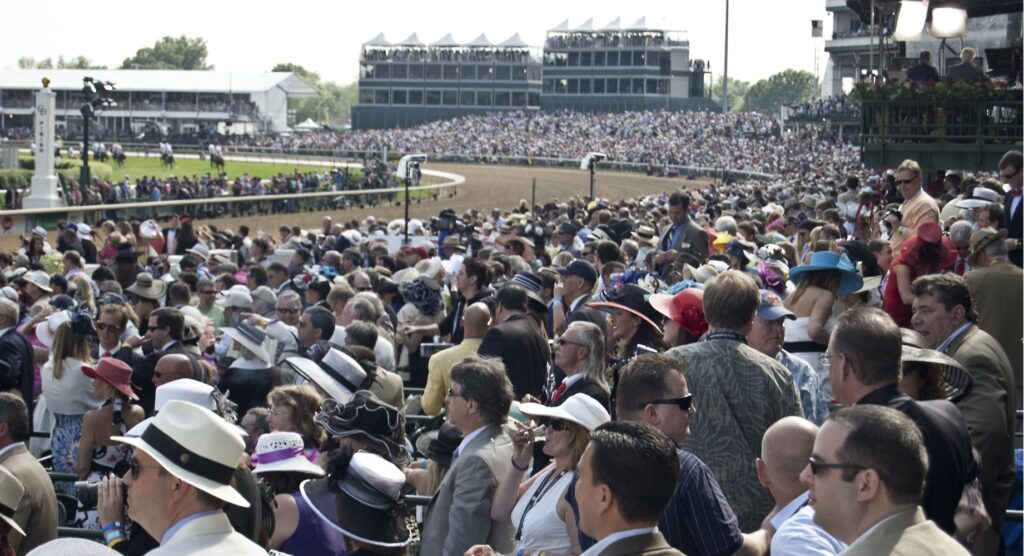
[888,159,939,253]
[800,405,967,556]
[998,150,1023,267]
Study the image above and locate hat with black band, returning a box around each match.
[284,348,367,403]
[113,399,249,507]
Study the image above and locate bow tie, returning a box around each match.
[1011,187,1021,198]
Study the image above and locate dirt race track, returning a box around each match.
[1,163,709,252]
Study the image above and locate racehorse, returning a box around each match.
[210,153,225,172]
[95,150,109,163]
[161,152,176,168]
[114,151,127,167]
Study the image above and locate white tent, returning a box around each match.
[293,118,321,132]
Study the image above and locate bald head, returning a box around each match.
[153,354,195,387]
[758,416,818,503]
[462,302,491,339]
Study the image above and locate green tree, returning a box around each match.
[710,76,750,112]
[121,36,212,70]
[742,69,818,115]
[272,63,357,124]
[57,55,106,69]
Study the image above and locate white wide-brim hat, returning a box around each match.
[35,310,70,349]
[519,393,610,431]
[126,379,218,437]
[113,400,249,507]
[222,326,270,363]
[284,349,366,403]
[251,431,324,476]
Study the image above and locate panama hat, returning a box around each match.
[82,358,138,400]
[300,451,411,548]
[139,220,160,239]
[497,235,535,262]
[788,251,863,296]
[222,323,270,363]
[35,310,70,349]
[649,288,708,338]
[126,273,166,300]
[75,223,93,242]
[251,432,324,477]
[215,290,252,310]
[955,187,1001,209]
[126,379,219,437]
[0,466,25,536]
[518,393,611,432]
[23,270,52,293]
[186,243,210,261]
[284,348,368,403]
[588,284,664,335]
[967,228,1007,267]
[113,400,249,507]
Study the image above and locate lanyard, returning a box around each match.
[703,330,746,343]
[514,469,568,542]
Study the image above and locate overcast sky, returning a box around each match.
[3,0,832,85]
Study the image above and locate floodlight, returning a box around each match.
[893,0,929,41]
[930,7,967,38]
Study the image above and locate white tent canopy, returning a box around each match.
[498,33,529,48]
[395,33,425,46]
[364,33,390,46]
[293,118,321,132]
[465,33,493,47]
[599,17,622,32]
[431,33,460,47]
[548,18,570,32]
[572,18,595,32]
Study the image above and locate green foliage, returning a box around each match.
[849,79,1013,102]
[710,76,750,112]
[19,56,105,69]
[0,170,33,188]
[121,36,212,70]
[273,63,357,125]
[742,69,818,115]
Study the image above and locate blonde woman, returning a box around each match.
[71,274,96,315]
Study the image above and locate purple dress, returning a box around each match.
[280,493,349,556]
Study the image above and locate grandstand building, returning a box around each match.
[351,32,543,130]
[0,69,317,138]
[353,18,715,130]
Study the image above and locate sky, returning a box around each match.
[2,0,832,86]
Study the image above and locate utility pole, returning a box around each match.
[723,0,730,113]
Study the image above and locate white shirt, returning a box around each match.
[769,491,846,556]
[581,527,657,556]
[0,442,20,461]
[453,425,487,461]
[559,372,586,390]
[936,322,973,353]
[510,468,574,553]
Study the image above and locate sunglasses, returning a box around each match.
[199,290,217,295]
[129,458,160,479]
[895,178,916,185]
[808,455,866,475]
[540,418,568,432]
[276,307,300,314]
[95,322,122,332]
[648,394,693,412]
[555,336,587,348]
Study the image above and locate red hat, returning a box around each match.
[82,358,138,400]
[649,289,708,339]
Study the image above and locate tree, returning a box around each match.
[710,76,750,112]
[121,36,212,70]
[742,69,818,115]
[272,63,321,87]
[272,64,357,124]
[58,56,106,69]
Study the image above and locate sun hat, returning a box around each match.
[901,222,959,269]
[506,271,548,311]
[557,260,598,285]
[755,289,796,321]
[114,247,143,262]
[26,538,122,555]
[849,275,883,296]
[391,268,419,285]
[518,393,611,432]
[222,323,270,363]
[414,257,444,280]
[682,263,720,284]
[788,251,863,296]
[112,400,249,507]
[955,187,1001,209]
[126,379,220,437]
[23,270,52,293]
[216,289,252,310]
[82,358,138,400]
[398,275,443,316]
[497,235,536,262]
[31,226,47,238]
[632,225,658,245]
[139,220,160,239]
[0,466,25,536]
[75,223,93,242]
[900,328,973,403]
[300,451,411,547]
[126,272,166,300]
[251,432,325,477]
[186,243,210,261]
[314,391,410,465]
[97,292,126,306]
[284,349,368,403]
[250,285,277,307]
[967,228,1008,267]
[0,287,16,302]
[441,235,466,252]
[588,284,664,335]
[35,310,70,349]
[413,423,462,467]
[649,288,708,338]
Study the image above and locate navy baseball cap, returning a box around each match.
[756,290,795,321]
[557,260,598,285]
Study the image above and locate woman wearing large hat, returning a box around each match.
[882,222,957,327]
[218,322,274,416]
[314,390,410,466]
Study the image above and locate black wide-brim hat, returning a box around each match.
[588,284,664,335]
[300,477,411,548]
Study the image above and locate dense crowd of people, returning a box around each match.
[0,130,1019,555]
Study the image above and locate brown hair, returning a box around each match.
[702,270,759,330]
[267,385,326,449]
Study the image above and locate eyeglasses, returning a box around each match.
[1002,168,1021,181]
[545,418,568,432]
[445,387,463,399]
[555,336,587,349]
[895,178,916,185]
[129,458,160,479]
[819,352,838,368]
[276,307,300,314]
[95,322,122,332]
[808,455,866,476]
[647,394,693,412]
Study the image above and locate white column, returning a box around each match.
[24,85,63,209]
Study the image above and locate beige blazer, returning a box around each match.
[0,443,58,555]
[842,507,968,556]
[146,511,266,555]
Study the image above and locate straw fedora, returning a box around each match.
[497,235,535,262]
[222,323,270,363]
[788,251,863,297]
[82,358,138,400]
[22,270,52,293]
[251,432,325,477]
[0,466,25,536]
[955,187,1001,209]
[967,228,1008,267]
[284,348,368,403]
[518,393,611,432]
[113,400,249,507]
[126,272,166,300]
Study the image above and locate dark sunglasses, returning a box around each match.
[542,418,568,432]
[276,307,300,314]
[895,178,916,185]
[648,394,693,412]
[555,336,587,348]
[199,290,217,295]
[808,455,866,476]
[129,458,159,479]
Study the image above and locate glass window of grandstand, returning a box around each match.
[607,52,619,66]
[164,92,193,112]
[620,78,632,93]
[426,90,441,105]
[409,64,425,79]
[543,79,554,93]
[442,91,458,106]
[426,65,442,80]
[495,66,511,81]
[594,79,605,93]
[567,79,579,94]
[555,79,567,93]
[633,79,644,94]
[647,51,659,67]
[657,80,668,94]
[528,66,542,80]
[462,65,476,80]
[477,65,493,81]
[376,65,391,79]
[553,52,567,67]
[633,51,645,66]
[359,89,374,104]
[460,91,475,106]
[528,92,540,106]
[476,91,492,106]
[360,64,377,79]
[374,90,389,104]
[392,90,407,105]
[513,66,527,81]
[594,52,606,66]
[443,65,459,80]
[580,52,592,66]
[620,52,632,66]
[606,79,618,93]
[568,52,579,66]
[646,79,658,94]
[512,92,527,106]
[495,92,511,106]
[392,64,408,79]
[408,90,423,104]
[579,79,591,94]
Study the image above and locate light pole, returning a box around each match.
[723,0,730,113]
[79,77,116,186]
[581,152,606,200]
[396,153,427,244]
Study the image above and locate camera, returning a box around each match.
[76,480,105,508]
[428,209,469,234]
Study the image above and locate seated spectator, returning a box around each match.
[267,385,326,464]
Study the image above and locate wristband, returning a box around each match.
[104,530,124,544]
[102,521,122,533]
[511,456,529,471]
[106,536,125,548]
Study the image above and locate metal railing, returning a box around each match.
[860,100,1023,144]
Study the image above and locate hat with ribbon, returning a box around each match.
[35,310,71,349]
[23,270,52,293]
[967,227,1008,267]
[126,272,167,300]
[314,391,410,465]
[251,432,325,476]
[284,348,368,404]
[588,284,664,335]
[900,328,973,403]
[955,187,1001,209]
[519,393,611,432]
[126,379,219,437]
[222,323,270,363]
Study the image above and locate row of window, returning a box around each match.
[543,50,668,68]
[358,89,541,107]
[360,64,542,82]
[542,78,669,95]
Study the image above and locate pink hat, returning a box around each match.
[82,358,138,400]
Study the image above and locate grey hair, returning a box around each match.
[984,233,1009,259]
[715,216,738,235]
[278,290,301,305]
[961,47,976,62]
[948,220,973,243]
[0,299,17,322]
[569,321,610,391]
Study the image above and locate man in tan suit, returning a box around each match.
[887,159,940,252]
[0,393,57,555]
[801,405,967,556]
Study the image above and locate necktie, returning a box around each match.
[955,257,965,275]
[102,351,111,358]
[551,382,568,404]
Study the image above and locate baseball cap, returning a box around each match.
[756,290,795,321]
[557,260,598,285]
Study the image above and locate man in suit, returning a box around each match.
[0,300,35,420]
[801,405,968,556]
[133,308,198,416]
[945,47,989,83]
[92,304,135,366]
[999,150,1023,267]
[964,227,1022,408]
[556,260,606,336]
[574,421,683,556]
[906,50,941,86]
[654,192,709,275]
[0,393,57,555]
[550,321,610,408]
[828,306,976,534]
[911,274,1015,552]
[406,257,492,346]
[421,355,515,556]
[478,284,550,400]
[160,214,180,256]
